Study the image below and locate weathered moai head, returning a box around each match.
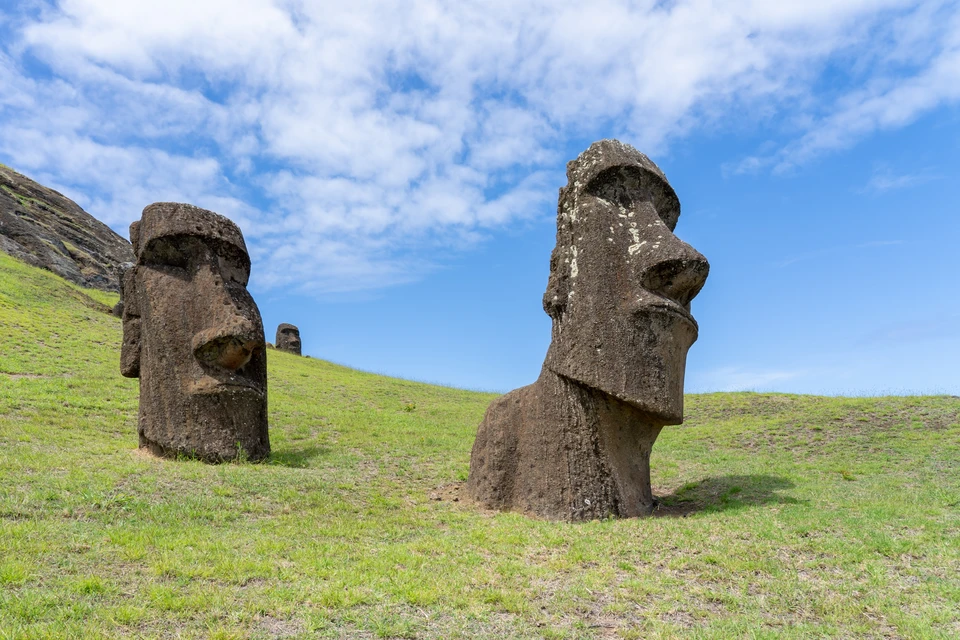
[275,323,301,355]
[542,140,709,424]
[119,203,269,461]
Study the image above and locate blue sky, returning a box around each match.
[1,0,958,394]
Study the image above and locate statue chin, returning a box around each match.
[545,307,699,426]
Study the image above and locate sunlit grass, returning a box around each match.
[0,250,958,638]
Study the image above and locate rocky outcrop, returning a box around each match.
[0,164,133,291]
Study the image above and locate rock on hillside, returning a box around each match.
[0,164,133,292]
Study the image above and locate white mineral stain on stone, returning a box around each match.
[627,219,644,255]
[628,239,647,256]
[570,246,579,278]
[567,191,579,222]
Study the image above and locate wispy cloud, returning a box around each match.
[730,1,960,175]
[858,166,941,193]
[0,0,955,293]
[856,314,960,346]
[690,366,805,392]
[774,239,903,268]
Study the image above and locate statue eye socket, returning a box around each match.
[584,166,679,230]
[586,167,646,208]
[217,254,249,285]
[141,238,190,269]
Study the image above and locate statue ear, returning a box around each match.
[542,245,568,320]
[129,220,141,257]
[543,187,574,321]
[120,267,141,378]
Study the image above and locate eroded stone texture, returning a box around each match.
[275,323,301,355]
[466,140,709,521]
[120,203,269,462]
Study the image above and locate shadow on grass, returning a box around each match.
[267,445,330,468]
[653,474,802,518]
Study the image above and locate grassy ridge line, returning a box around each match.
[0,250,958,639]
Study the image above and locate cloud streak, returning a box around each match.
[731,0,960,174]
[689,366,805,393]
[773,239,904,268]
[858,166,941,193]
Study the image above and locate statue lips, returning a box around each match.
[187,375,264,396]
[635,295,699,333]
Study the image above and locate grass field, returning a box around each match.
[0,250,958,639]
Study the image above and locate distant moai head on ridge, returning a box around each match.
[542,139,709,423]
[275,323,301,355]
[119,202,269,462]
[467,140,709,521]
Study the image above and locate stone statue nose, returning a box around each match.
[641,246,709,307]
[187,259,263,370]
[192,326,261,370]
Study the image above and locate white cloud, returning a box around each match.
[0,0,956,293]
[690,366,804,393]
[732,0,960,173]
[859,166,940,193]
[773,239,904,268]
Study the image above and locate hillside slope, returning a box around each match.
[0,251,958,639]
[0,164,133,291]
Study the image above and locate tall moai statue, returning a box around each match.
[119,202,270,461]
[275,323,302,355]
[467,140,709,521]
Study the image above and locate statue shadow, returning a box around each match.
[267,445,330,468]
[652,474,803,518]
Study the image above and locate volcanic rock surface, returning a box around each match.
[0,164,133,291]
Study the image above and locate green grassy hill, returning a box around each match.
[1,250,958,639]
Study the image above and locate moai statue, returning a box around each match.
[111,261,134,317]
[275,323,302,355]
[467,140,709,521]
[119,203,269,462]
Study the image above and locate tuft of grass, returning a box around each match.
[0,250,958,638]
